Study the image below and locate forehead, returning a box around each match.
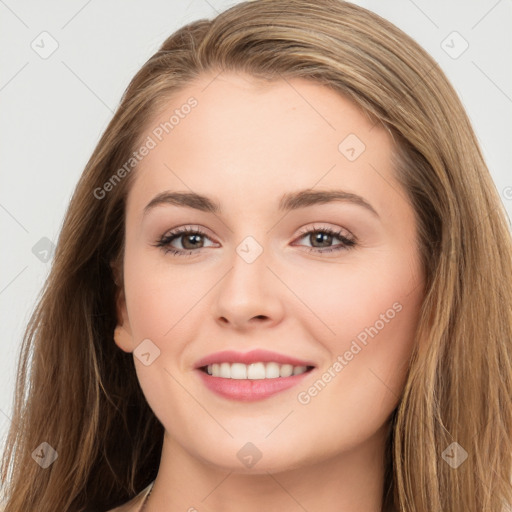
[125,71,397,221]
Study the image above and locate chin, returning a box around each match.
[192,440,315,475]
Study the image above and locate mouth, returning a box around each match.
[198,362,315,379]
[194,349,317,402]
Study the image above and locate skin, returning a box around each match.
[112,71,425,512]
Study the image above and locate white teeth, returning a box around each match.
[280,364,293,377]
[247,362,266,379]
[204,362,311,379]
[265,362,280,379]
[220,362,230,378]
[231,363,247,379]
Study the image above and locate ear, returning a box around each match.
[111,261,135,353]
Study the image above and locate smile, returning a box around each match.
[196,363,315,402]
[201,362,313,379]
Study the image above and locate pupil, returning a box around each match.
[183,234,202,250]
[313,232,331,247]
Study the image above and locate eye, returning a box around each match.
[153,224,357,257]
[153,226,216,256]
[293,224,357,254]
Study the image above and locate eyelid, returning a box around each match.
[159,223,355,244]
[161,224,217,240]
[295,223,355,242]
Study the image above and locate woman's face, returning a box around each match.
[114,72,425,473]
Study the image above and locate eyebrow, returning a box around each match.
[143,189,379,218]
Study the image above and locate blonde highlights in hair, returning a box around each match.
[2,1,511,510]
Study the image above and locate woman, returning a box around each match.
[1,1,511,511]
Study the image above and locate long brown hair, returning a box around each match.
[2,1,511,510]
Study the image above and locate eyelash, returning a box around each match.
[154,224,357,257]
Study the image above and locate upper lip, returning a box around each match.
[194,349,316,369]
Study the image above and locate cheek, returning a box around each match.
[123,246,208,343]
[285,252,421,343]
[289,250,424,404]
[292,289,422,445]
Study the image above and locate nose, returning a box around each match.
[211,243,285,330]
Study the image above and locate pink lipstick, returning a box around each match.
[194,349,316,402]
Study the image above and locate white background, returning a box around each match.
[1,0,511,453]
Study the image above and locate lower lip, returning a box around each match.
[196,368,314,402]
